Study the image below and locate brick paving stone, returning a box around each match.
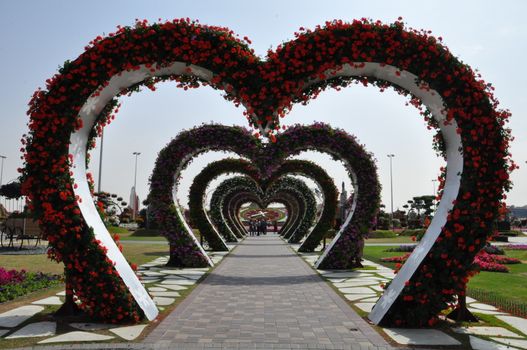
[144,234,396,349]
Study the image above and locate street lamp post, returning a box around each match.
[387,154,395,231]
[0,155,6,187]
[132,152,141,220]
[97,130,104,193]
[432,179,438,210]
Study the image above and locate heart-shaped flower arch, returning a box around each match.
[228,193,297,237]
[148,123,378,270]
[209,176,317,242]
[227,191,299,238]
[188,158,337,246]
[21,18,513,326]
[223,185,307,239]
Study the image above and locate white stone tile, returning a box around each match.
[344,294,377,301]
[153,297,175,306]
[369,285,384,292]
[173,274,202,280]
[324,278,347,283]
[56,291,66,296]
[160,279,196,286]
[324,272,374,279]
[143,271,165,277]
[339,287,377,294]
[150,291,180,297]
[355,303,376,312]
[140,263,163,268]
[491,337,527,349]
[110,324,147,340]
[333,281,379,288]
[346,276,386,281]
[0,305,44,328]
[470,335,519,350]
[466,296,478,303]
[141,279,160,285]
[148,287,167,292]
[377,272,397,279]
[31,296,63,306]
[38,331,114,343]
[160,269,204,275]
[361,260,382,266]
[383,328,461,346]
[468,308,508,316]
[69,322,114,331]
[471,303,499,311]
[453,326,522,338]
[497,316,527,336]
[157,284,187,291]
[140,276,162,281]
[5,322,56,339]
[361,296,380,302]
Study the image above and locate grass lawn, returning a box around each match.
[363,245,527,304]
[120,241,168,265]
[111,227,168,242]
[0,243,169,275]
[365,236,415,244]
[0,254,64,275]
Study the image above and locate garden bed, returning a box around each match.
[0,268,61,303]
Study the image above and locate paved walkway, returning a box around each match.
[145,234,394,349]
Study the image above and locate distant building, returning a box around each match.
[339,182,348,222]
[129,186,139,217]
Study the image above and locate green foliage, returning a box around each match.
[0,273,61,303]
[368,230,397,238]
[399,228,426,237]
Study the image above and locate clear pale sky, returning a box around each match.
[0,0,525,211]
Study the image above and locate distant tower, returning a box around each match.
[339,182,348,221]
[129,186,139,217]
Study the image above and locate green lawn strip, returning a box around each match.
[468,263,527,304]
[0,254,64,275]
[119,236,168,242]
[107,226,130,234]
[503,249,527,261]
[365,236,415,244]
[362,246,401,269]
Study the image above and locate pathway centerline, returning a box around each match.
[145,234,393,349]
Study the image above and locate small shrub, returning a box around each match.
[0,268,61,303]
[368,230,397,238]
[385,245,416,253]
[399,228,425,237]
[381,254,410,263]
[483,244,504,255]
[505,244,527,250]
